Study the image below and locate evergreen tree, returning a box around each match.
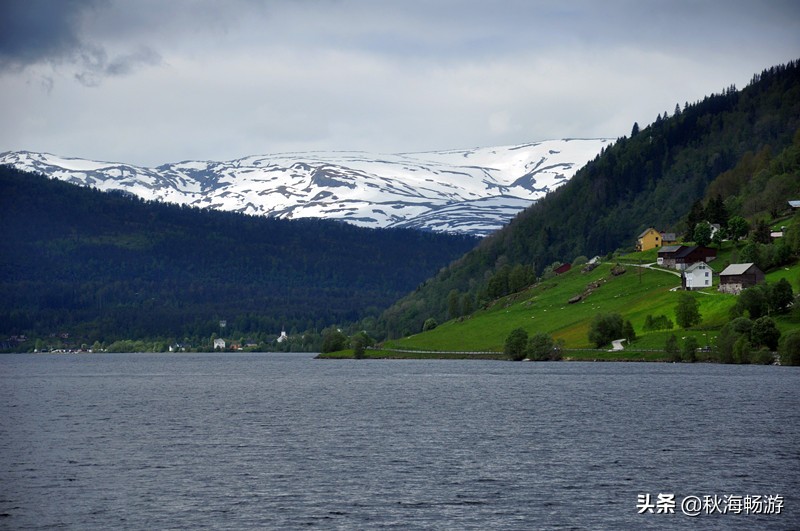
[686,200,706,236]
[779,331,800,366]
[460,293,474,316]
[751,219,772,244]
[705,195,728,226]
[682,336,699,362]
[447,290,461,320]
[665,334,680,362]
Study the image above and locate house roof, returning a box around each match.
[658,245,683,254]
[554,263,572,274]
[638,227,657,238]
[674,245,698,258]
[720,263,759,276]
[660,232,677,240]
[789,200,800,208]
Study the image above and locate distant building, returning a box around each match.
[276,330,289,343]
[213,338,226,350]
[657,245,682,266]
[169,343,190,352]
[789,200,800,210]
[660,232,678,245]
[657,245,716,270]
[554,263,572,275]
[718,263,765,294]
[682,262,713,290]
[636,228,663,251]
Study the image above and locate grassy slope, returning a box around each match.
[379,253,800,356]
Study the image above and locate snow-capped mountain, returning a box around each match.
[1,139,609,236]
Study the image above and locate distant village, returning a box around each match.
[634,221,771,294]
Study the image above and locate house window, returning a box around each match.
[705,272,709,277]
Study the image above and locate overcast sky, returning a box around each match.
[1,0,798,167]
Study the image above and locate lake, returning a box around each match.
[1,353,797,529]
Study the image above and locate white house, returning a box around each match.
[213,338,226,350]
[682,262,713,290]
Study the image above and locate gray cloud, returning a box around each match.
[0,0,100,70]
[0,0,160,85]
[73,45,161,87]
[0,0,798,166]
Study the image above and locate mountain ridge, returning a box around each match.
[0,139,610,236]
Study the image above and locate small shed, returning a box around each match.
[718,263,765,294]
[554,263,572,275]
[660,232,678,245]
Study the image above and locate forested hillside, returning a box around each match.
[0,167,477,349]
[380,60,800,338]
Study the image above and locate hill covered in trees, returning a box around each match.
[0,167,478,350]
[379,60,800,338]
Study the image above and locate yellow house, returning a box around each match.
[636,227,663,251]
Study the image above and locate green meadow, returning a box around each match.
[360,251,800,360]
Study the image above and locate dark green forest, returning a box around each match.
[0,168,478,350]
[379,60,800,338]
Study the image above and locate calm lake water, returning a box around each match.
[0,353,798,530]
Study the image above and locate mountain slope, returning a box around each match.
[0,139,609,237]
[0,166,478,348]
[379,60,800,337]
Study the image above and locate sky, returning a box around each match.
[1,0,799,168]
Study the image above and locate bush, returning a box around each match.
[753,347,775,365]
[350,331,374,359]
[526,333,555,361]
[779,331,800,366]
[504,328,529,361]
[734,335,751,364]
[422,318,438,332]
[588,313,623,348]
[321,328,348,353]
[750,316,781,350]
[623,320,636,343]
[682,336,699,363]
[643,314,674,331]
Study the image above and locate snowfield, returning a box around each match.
[1,139,609,236]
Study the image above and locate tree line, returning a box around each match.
[0,166,478,349]
[379,60,800,338]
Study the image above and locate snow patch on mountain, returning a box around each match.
[1,139,609,236]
